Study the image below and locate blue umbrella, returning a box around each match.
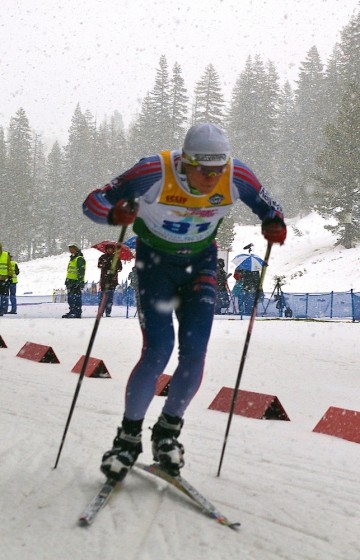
[231,253,265,272]
[124,235,137,250]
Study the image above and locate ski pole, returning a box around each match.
[216,242,272,477]
[53,225,128,469]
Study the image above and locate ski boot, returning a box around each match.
[151,413,185,476]
[101,418,143,481]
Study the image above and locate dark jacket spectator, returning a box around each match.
[215,258,230,314]
[98,244,122,317]
[98,245,122,291]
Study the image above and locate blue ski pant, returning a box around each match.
[67,289,82,316]
[124,240,218,420]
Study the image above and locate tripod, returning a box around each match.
[262,280,286,316]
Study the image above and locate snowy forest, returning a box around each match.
[0,10,359,261]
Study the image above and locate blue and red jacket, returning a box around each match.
[83,150,284,255]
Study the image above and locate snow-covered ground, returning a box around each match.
[1,213,360,560]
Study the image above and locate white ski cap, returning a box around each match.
[182,123,231,166]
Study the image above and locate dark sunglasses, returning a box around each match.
[195,164,227,177]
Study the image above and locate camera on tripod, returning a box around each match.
[243,243,254,253]
[272,278,293,318]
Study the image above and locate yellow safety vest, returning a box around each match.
[66,256,86,280]
[0,251,10,279]
[10,261,18,284]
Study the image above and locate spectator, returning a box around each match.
[215,258,230,314]
[7,254,20,314]
[127,265,139,307]
[235,267,263,315]
[62,243,86,318]
[241,269,260,293]
[0,243,11,316]
[232,268,244,314]
[98,244,122,317]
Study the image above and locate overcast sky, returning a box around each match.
[1,0,359,144]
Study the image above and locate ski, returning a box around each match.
[79,477,119,526]
[79,464,240,529]
[134,462,240,530]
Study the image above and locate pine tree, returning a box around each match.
[274,81,298,216]
[321,13,360,146]
[338,11,360,86]
[149,54,172,150]
[227,56,280,185]
[227,55,281,224]
[107,111,127,176]
[6,108,33,257]
[92,113,127,186]
[126,93,157,161]
[314,82,360,248]
[193,64,225,125]
[227,55,262,165]
[293,46,326,215]
[0,127,7,240]
[323,44,344,123]
[169,62,189,147]
[30,134,47,258]
[260,59,281,188]
[45,141,69,253]
[64,104,97,245]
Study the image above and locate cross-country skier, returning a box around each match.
[82,123,287,481]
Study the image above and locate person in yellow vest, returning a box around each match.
[7,254,20,314]
[62,243,86,318]
[0,243,12,316]
[83,123,287,482]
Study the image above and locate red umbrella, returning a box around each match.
[91,240,134,261]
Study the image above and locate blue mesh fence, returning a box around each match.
[229,290,359,321]
[227,289,360,321]
[12,287,360,321]
[81,288,360,320]
[82,289,136,307]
